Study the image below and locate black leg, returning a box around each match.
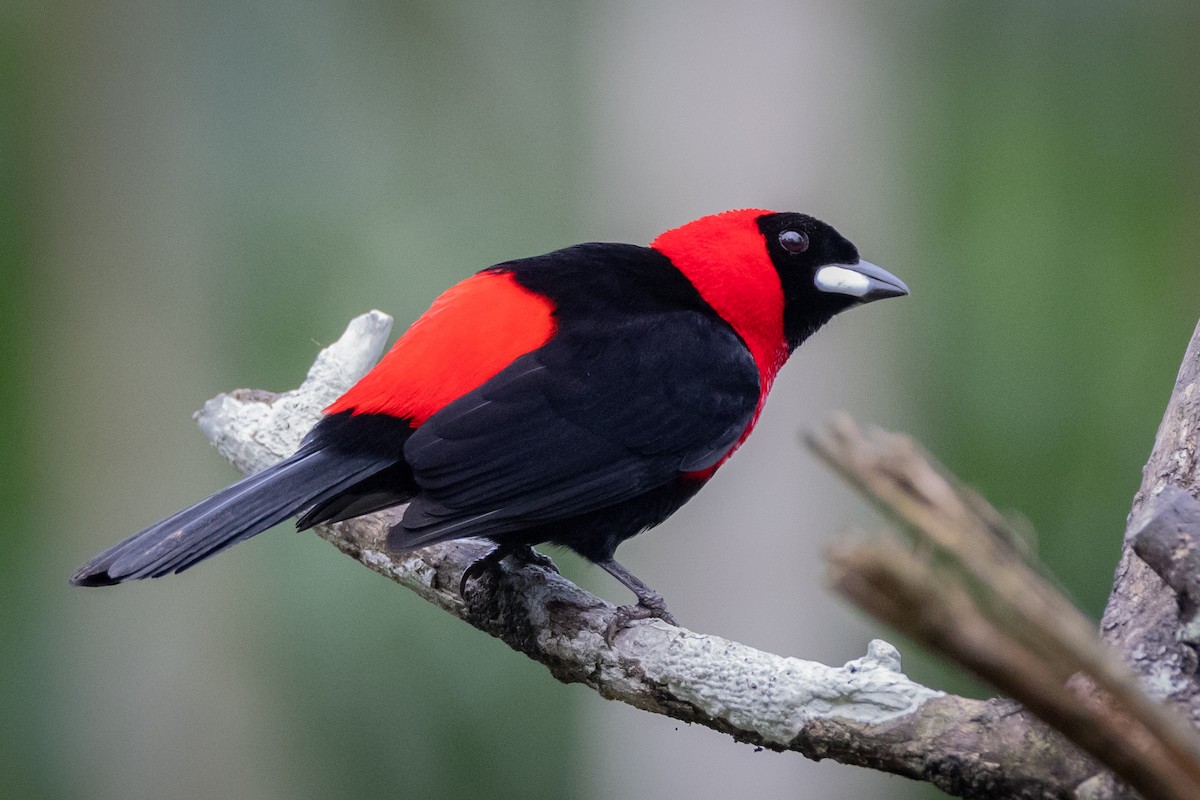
[596,558,678,644]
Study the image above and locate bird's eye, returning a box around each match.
[779,230,809,254]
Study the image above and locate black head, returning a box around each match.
[756,212,908,351]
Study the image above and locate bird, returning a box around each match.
[70,208,908,633]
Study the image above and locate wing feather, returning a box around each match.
[390,309,759,548]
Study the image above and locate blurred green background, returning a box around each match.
[4,2,1198,798]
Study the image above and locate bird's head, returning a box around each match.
[755,211,909,350]
[652,209,908,371]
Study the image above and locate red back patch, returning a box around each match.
[326,271,556,425]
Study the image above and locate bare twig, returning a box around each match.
[809,415,1200,800]
[810,415,1200,800]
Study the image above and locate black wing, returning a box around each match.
[391,309,760,548]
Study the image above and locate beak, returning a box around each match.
[814,260,910,302]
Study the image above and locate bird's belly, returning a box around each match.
[493,476,706,563]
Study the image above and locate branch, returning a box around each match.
[800,317,1200,800]
[191,311,1066,797]
[191,311,1200,799]
[1102,318,1200,710]
[810,416,1200,800]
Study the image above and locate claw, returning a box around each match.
[594,557,677,645]
[459,544,558,596]
[512,544,559,574]
[459,547,505,596]
[604,600,679,646]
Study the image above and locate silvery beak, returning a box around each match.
[814,260,909,302]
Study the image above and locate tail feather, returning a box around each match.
[295,461,418,530]
[70,449,393,586]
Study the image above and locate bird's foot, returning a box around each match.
[604,594,679,647]
[459,544,558,596]
[509,544,558,574]
[459,547,505,596]
[594,557,678,645]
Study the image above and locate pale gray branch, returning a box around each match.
[191,312,989,788]
[187,311,1200,799]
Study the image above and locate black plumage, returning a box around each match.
[71,210,909,630]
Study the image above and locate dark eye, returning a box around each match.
[779,229,809,254]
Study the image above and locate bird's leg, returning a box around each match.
[459,542,558,596]
[596,558,679,645]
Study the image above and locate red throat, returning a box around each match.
[651,209,789,394]
[652,209,790,475]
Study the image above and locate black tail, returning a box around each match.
[70,448,393,586]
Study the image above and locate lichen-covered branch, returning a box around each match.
[189,311,1035,795]
[191,310,1200,799]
